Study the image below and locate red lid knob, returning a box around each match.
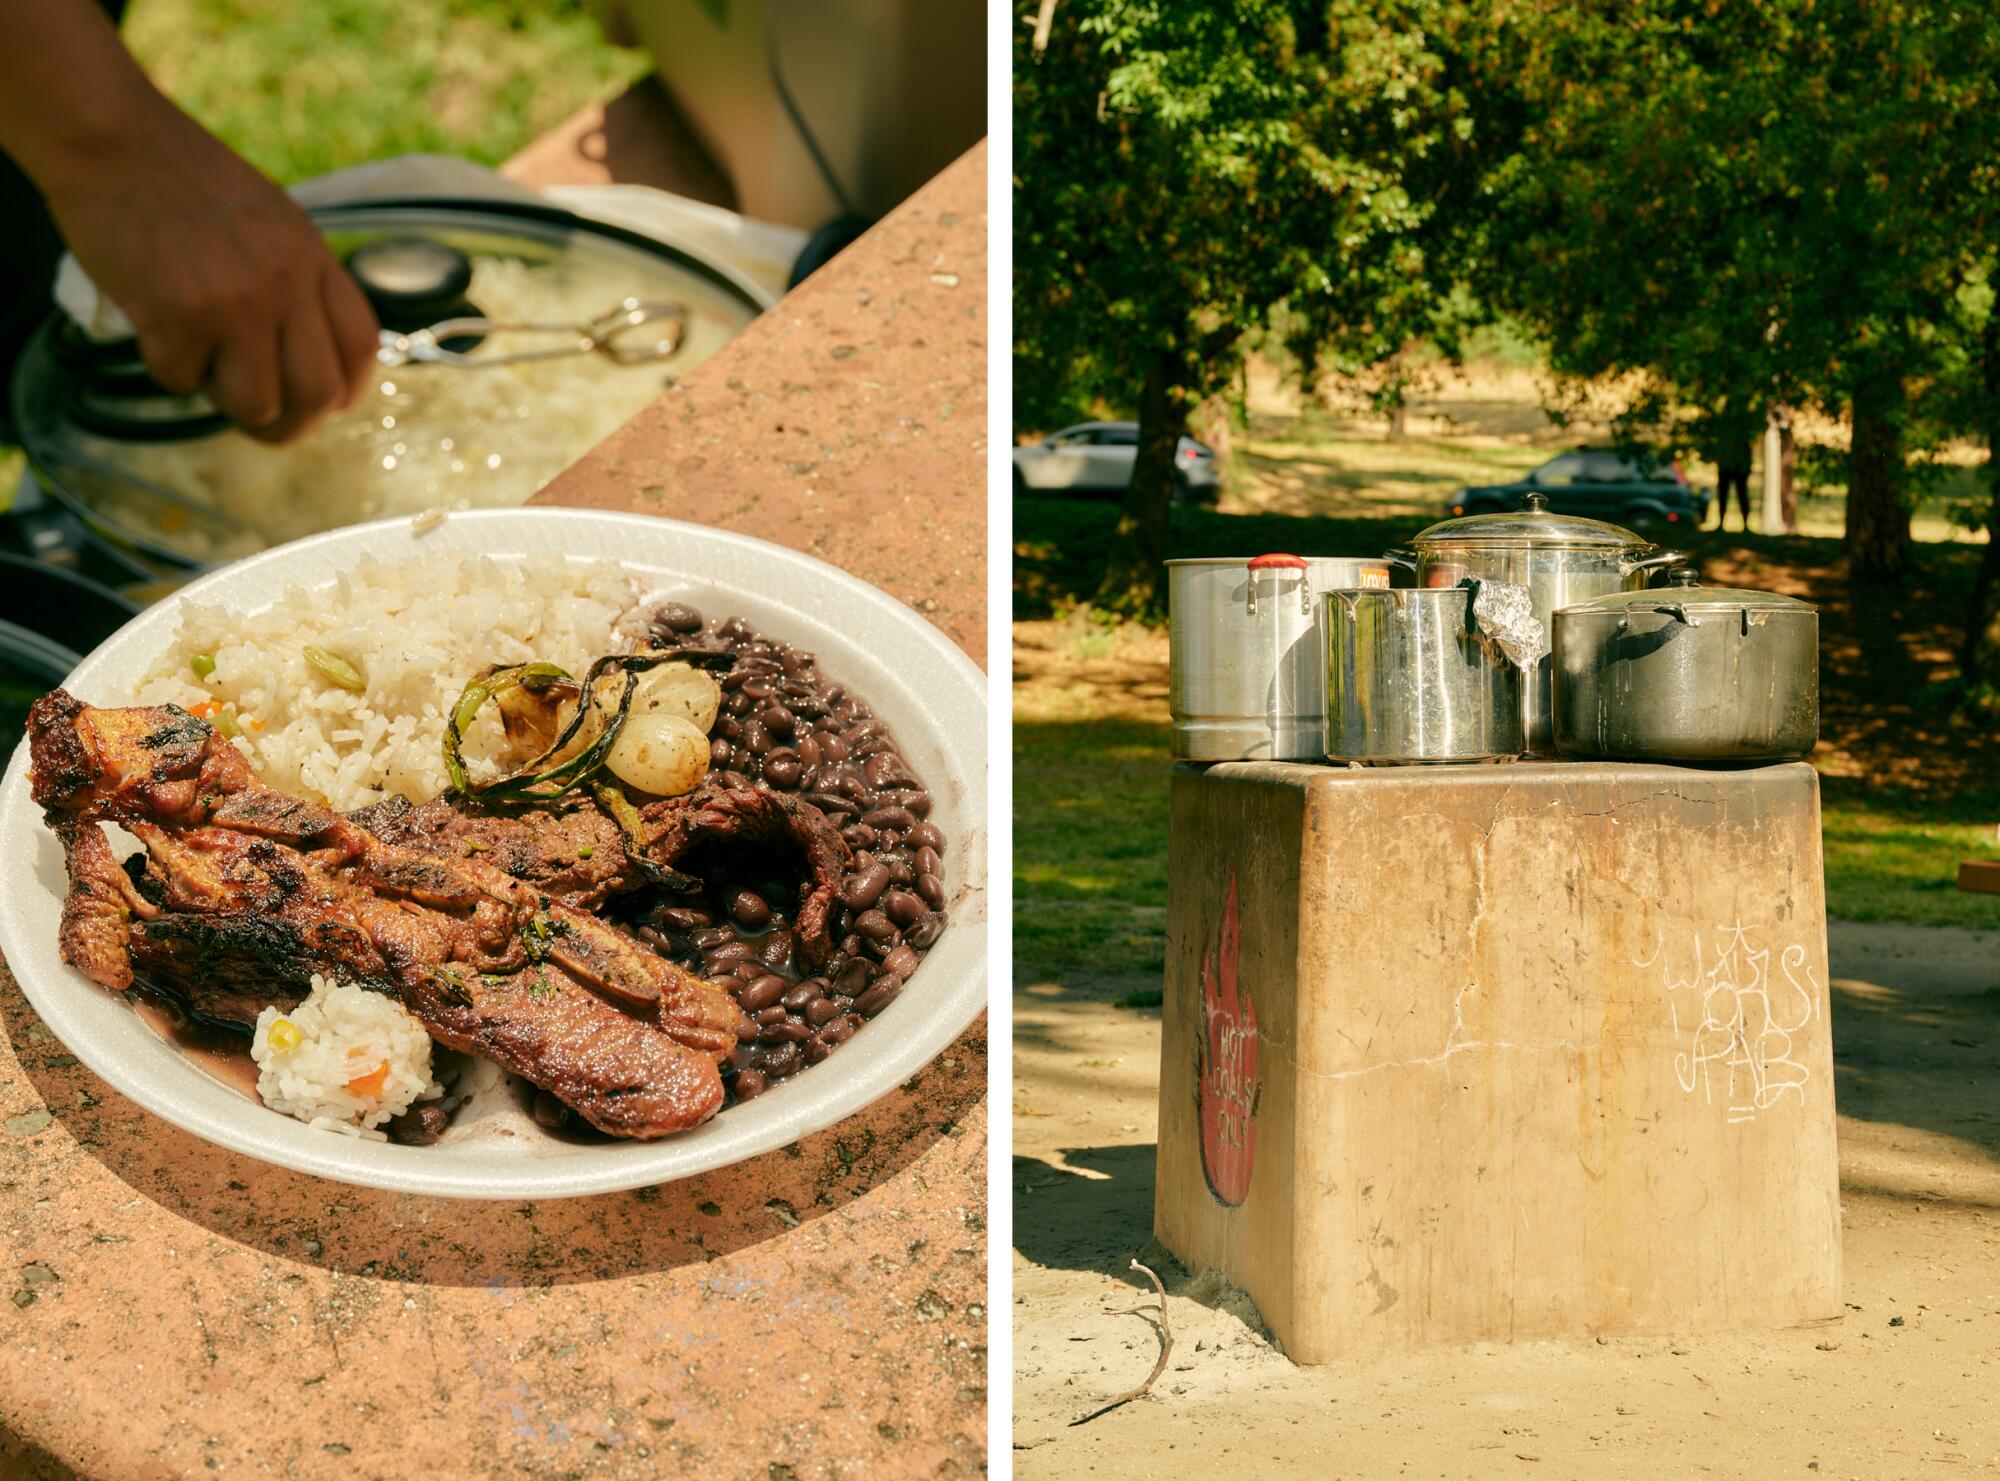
[1246,553,1308,572]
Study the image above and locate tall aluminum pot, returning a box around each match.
[1389,492,1686,756]
[1168,553,1391,760]
[1324,586,1525,763]
[1551,571,1819,761]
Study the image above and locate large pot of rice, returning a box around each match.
[9,199,772,577]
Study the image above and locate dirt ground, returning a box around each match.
[1012,917,2000,1478]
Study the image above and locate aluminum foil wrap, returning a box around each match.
[1465,579,1548,670]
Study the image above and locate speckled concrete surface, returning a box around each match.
[0,147,989,1481]
[535,144,988,664]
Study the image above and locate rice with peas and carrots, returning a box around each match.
[250,976,444,1140]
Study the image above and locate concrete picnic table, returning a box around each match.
[0,144,988,1480]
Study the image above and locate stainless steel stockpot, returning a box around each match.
[1551,571,1818,762]
[1390,493,1686,755]
[1168,553,1392,760]
[1324,586,1525,763]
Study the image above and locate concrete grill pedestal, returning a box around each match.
[1155,760,1841,1363]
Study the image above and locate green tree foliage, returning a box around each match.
[1013,0,1488,613]
[1484,0,2000,584]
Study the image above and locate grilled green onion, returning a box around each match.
[302,645,365,692]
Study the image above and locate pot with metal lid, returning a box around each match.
[1168,553,1392,760]
[1551,569,1818,762]
[1389,492,1687,755]
[10,199,772,578]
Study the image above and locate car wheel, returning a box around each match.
[1624,509,1665,537]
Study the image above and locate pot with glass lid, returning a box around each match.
[10,199,771,579]
[1391,492,1687,754]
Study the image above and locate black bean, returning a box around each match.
[710,738,734,767]
[862,805,916,832]
[917,872,946,909]
[531,1089,570,1129]
[915,846,942,877]
[760,1017,812,1044]
[728,960,766,982]
[864,753,911,790]
[387,1104,449,1145]
[855,974,903,1017]
[909,822,945,854]
[754,1004,789,1027]
[737,1012,761,1040]
[719,714,744,741]
[882,889,925,927]
[765,1043,804,1078]
[757,929,794,968]
[691,925,734,949]
[834,957,874,996]
[881,944,921,979]
[885,860,915,887]
[843,720,888,748]
[655,906,714,931]
[781,983,819,1014]
[804,1037,832,1066]
[805,996,843,1027]
[798,734,823,769]
[820,734,850,763]
[820,1014,861,1047]
[728,889,772,929]
[764,751,803,790]
[905,911,947,949]
[742,720,773,755]
[854,909,897,942]
[804,791,856,817]
[734,1068,769,1100]
[758,704,796,737]
[885,789,932,819]
[840,862,892,911]
[842,824,879,850]
[739,975,788,1012]
[704,940,757,966]
[655,601,704,633]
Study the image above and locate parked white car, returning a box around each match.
[1012,421,1221,504]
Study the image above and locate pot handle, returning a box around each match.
[1622,549,1690,580]
[1644,601,1697,626]
[1382,546,1418,572]
[1246,552,1312,616]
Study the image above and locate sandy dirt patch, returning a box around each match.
[1012,919,2000,1478]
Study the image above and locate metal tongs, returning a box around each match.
[376,298,688,370]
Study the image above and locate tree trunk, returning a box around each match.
[1095,355,1193,615]
[1845,376,1912,582]
[1778,420,1797,534]
[1960,312,2000,688]
[1387,392,1408,441]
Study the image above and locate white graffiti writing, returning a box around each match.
[1633,921,1819,1124]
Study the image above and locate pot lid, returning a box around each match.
[1413,491,1648,551]
[12,200,769,572]
[1561,568,1816,614]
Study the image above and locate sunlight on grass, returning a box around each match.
[126,0,648,185]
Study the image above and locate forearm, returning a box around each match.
[0,0,164,202]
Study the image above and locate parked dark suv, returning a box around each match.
[1449,447,1710,534]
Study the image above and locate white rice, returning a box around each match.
[133,552,641,811]
[250,976,443,1141]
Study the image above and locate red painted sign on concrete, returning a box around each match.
[1199,874,1258,1206]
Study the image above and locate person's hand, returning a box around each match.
[38,97,379,444]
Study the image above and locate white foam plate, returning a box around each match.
[0,508,986,1198]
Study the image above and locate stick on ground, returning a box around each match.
[1070,1259,1175,1426]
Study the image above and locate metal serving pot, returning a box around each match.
[1391,493,1686,755]
[1551,570,1818,762]
[1324,586,1525,763]
[1168,553,1392,760]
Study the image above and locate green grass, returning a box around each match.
[125,0,648,186]
[1011,716,2000,991]
[1012,717,1173,986]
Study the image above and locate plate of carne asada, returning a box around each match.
[0,507,986,1198]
